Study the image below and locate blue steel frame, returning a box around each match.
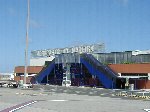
[80,57,116,89]
[36,62,55,83]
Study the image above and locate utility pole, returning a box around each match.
[24,0,30,85]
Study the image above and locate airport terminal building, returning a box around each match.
[14,44,150,89]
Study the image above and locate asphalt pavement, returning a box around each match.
[0,85,150,112]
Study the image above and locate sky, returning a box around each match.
[0,0,150,72]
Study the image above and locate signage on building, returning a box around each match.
[31,43,105,57]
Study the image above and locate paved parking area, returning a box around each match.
[0,86,150,112]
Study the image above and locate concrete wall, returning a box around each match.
[130,79,150,89]
[14,76,34,84]
[30,56,54,66]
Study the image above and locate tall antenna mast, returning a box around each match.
[24,0,30,84]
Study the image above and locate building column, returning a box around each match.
[148,73,150,80]
[118,73,121,77]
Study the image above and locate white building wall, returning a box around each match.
[0,73,14,80]
[30,56,54,66]
[132,50,150,55]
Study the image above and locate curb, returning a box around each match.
[115,92,150,100]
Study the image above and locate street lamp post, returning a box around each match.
[24,0,30,85]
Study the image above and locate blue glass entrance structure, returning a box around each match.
[35,53,120,89]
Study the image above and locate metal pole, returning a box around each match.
[47,75,48,84]
[114,52,117,64]
[112,78,113,89]
[24,0,30,84]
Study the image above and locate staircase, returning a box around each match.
[80,53,119,89]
